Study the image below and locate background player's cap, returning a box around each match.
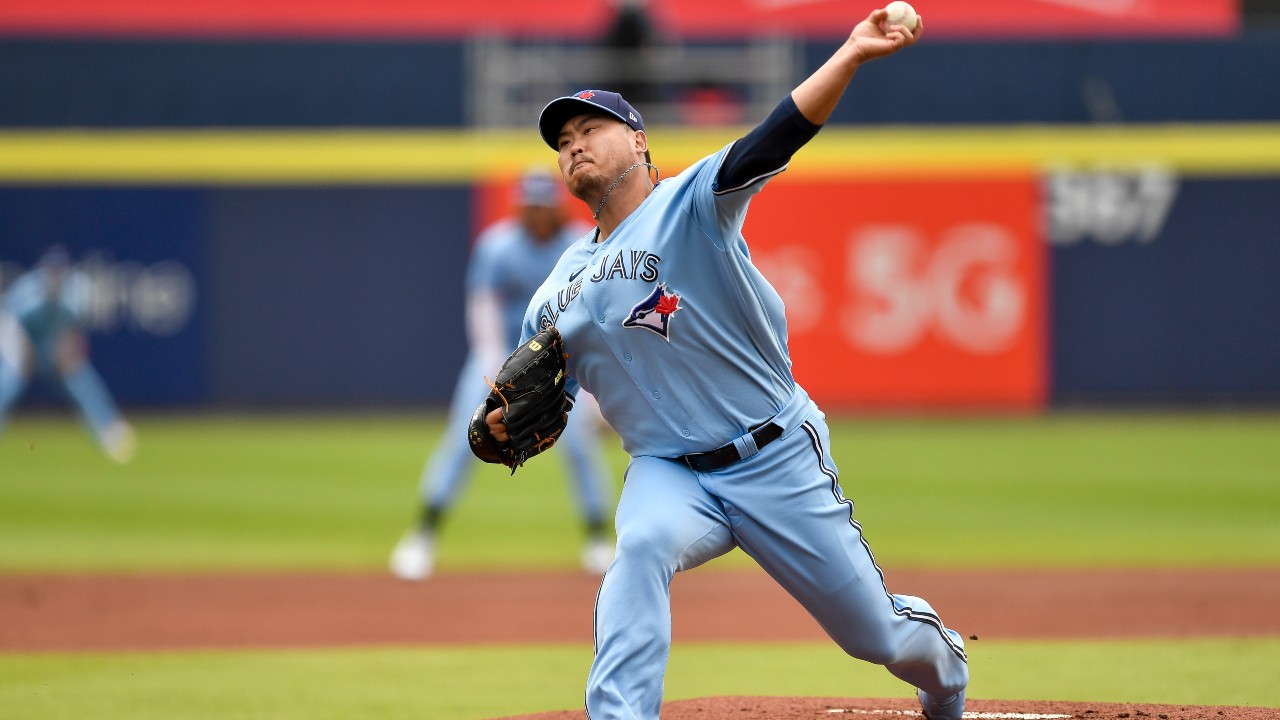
[537,90,644,150]
[517,167,562,208]
[37,244,71,269]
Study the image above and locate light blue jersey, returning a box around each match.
[3,268,91,350]
[471,217,590,347]
[523,145,794,458]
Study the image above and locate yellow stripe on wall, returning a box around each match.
[1,124,1278,185]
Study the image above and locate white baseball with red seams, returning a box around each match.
[883,1,919,31]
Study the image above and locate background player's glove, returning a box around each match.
[468,326,572,474]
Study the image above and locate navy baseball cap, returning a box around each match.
[538,90,645,150]
[38,245,71,268]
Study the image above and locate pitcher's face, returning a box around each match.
[555,114,646,202]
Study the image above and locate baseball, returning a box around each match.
[882,1,918,32]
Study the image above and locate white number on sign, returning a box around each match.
[843,224,1027,355]
[1046,166,1179,246]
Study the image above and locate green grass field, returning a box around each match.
[2,411,1279,718]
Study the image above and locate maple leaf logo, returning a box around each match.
[655,293,680,315]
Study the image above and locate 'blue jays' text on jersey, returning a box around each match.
[469,218,591,347]
[522,145,795,458]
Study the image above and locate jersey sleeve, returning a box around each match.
[466,290,506,374]
[62,271,93,320]
[715,95,820,195]
[689,95,822,251]
[465,226,504,295]
[3,273,44,321]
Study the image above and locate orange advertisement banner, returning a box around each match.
[744,176,1047,410]
[476,171,1047,411]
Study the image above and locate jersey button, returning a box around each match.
[624,353,633,361]
[652,391,661,399]
[681,428,691,437]
[597,314,606,323]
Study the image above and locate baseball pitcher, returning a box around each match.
[468,7,968,720]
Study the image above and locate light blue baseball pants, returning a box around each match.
[585,402,968,719]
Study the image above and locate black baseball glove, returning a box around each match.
[468,326,572,474]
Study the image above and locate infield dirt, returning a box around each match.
[497,695,1280,720]
[3,567,1277,719]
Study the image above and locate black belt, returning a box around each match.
[680,422,784,473]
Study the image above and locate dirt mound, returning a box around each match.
[496,695,1278,720]
[4,568,1277,719]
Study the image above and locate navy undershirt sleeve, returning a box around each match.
[713,94,822,194]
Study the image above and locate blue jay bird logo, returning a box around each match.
[623,283,682,341]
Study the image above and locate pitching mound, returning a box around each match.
[494,695,1277,720]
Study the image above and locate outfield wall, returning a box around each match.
[2,125,1278,409]
[1,32,1278,409]
[0,185,472,407]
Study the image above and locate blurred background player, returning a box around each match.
[0,246,136,463]
[390,168,615,580]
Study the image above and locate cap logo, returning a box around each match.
[576,90,596,100]
[629,111,638,122]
